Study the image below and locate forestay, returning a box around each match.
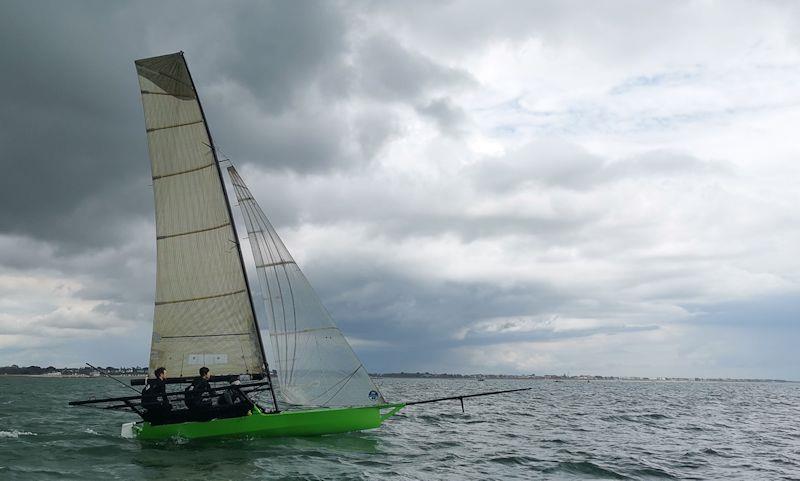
[227,166,385,408]
[135,53,265,378]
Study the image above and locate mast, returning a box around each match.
[179,52,279,412]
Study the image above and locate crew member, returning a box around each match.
[185,366,213,409]
[141,367,171,413]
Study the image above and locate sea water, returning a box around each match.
[0,376,798,480]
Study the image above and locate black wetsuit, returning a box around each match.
[185,377,212,409]
[141,378,171,412]
[219,384,250,407]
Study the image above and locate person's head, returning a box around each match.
[199,366,210,379]
[154,367,166,380]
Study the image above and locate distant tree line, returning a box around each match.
[0,365,148,376]
[0,365,62,375]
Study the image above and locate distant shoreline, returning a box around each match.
[0,367,793,383]
[371,373,794,383]
[2,374,792,383]
[0,374,141,378]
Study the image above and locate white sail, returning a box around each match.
[135,53,265,378]
[227,166,385,407]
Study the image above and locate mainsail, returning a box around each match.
[228,166,386,407]
[135,52,266,378]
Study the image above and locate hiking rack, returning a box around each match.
[68,380,273,415]
[129,373,267,386]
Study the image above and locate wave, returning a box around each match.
[488,455,541,466]
[0,430,37,438]
[632,466,678,479]
[603,413,671,424]
[546,461,629,479]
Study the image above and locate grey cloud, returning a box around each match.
[0,1,152,250]
[460,323,659,345]
[305,259,668,374]
[37,318,113,333]
[363,0,554,52]
[237,164,598,245]
[0,0,492,366]
[0,230,155,327]
[472,140,603,191]
[193,15,476,173]
[471,141,730,192]
[356,34,475,102]
[416,97,470,137]
[211,31,475,172]
[308,258,678,350]
[220,2,350,113]
[0,305,134,336]
[366,1,757,65]
[309,267,567,348]
[685,293,800,328]
[606,150,731,179]
[0,331,151,368]
[354,109,401,160]
[1,0,796,380]
[0,0,486,368]
[1,0,480,250]
[395,213,588,243]
[213,105,358,173]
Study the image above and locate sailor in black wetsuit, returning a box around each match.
[185,366,213,410]
[141,367,171,417]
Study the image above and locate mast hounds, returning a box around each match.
[69,52,530,440]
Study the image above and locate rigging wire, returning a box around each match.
[85,363,142,395]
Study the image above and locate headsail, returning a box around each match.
[135,53,266,378]
[227,166,385,408]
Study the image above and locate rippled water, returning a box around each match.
[1,376,798,479]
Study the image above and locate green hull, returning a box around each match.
[127,404,405,441]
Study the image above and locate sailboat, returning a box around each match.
[69,52,528,440]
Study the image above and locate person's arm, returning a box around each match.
[157,381,170,406]
[235,387,254,408]
[201,380,213,398]
[140,384,151,402]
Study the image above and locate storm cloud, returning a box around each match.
[1,0,798,379]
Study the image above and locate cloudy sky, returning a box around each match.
[1,0,798,379]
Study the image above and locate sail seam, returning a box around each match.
[135,63,194,93]
[269,326,338,336]
[141,90,191,96]
[146,120,203,133]
[152,162,214,180]
[155,289,246,306]
[157,222,230,240]
[255,260,296,269]
[160,332,251,339]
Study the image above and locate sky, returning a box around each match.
[0,0,798,380]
